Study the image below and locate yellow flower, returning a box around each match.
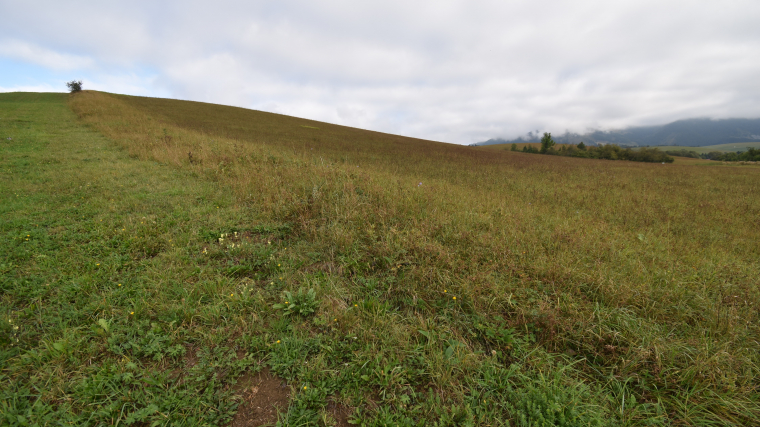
[130,311,134,315]
[354,304,358,307]
[453,297,456,300]
[303,386,308,390]
[230,293,234,297]
[276,340,281,343]
[118,284,122,287]
[285,301,289,304]
[443,290,447,293]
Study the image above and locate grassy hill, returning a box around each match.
[2,91,759,426]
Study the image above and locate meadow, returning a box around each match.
[1,91,759,426]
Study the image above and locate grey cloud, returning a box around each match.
[2,0,760,143]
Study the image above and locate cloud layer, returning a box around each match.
[2,0,759,144]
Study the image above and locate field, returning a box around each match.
[475,142,560,151]
[665,156,716,166]
[650,143,760,154]
[474,143,711,165]
[2,91,760,426]
[479,142,760,155]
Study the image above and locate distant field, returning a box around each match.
[648,142,760,153]
[3,91,759,426]
[475,143,720,165]
[475,142,564,151]
[669,156,716,165]
[480,141,760,154]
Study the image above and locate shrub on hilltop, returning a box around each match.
[66,80,83,93]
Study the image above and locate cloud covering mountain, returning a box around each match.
[478,118,760,147]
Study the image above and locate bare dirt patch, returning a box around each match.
[326,400,353,427]
[230,368,290,427]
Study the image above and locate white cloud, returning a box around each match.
[0,39,94,71]
[1,0,760,143]
[0,83,62,93]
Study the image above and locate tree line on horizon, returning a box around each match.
[512,132,675,163]
[664,147,760,162]
[482,117,760,148]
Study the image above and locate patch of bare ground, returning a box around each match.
[326,400,353,427]
[230,368,290,427]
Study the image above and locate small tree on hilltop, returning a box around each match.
[577,141,586,150]
[540,132,555,154]
[66,80,83,93]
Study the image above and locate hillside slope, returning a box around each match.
[2,91,759,426]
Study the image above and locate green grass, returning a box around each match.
[2,91,760,426]
[0,93,266,425]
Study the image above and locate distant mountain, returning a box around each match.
[477,118,760,147]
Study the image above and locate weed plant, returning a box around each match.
[1,91,759,426]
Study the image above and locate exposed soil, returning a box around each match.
[230,368,290,427]
[326,400,353,427]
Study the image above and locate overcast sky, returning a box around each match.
[2,1,759,144]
